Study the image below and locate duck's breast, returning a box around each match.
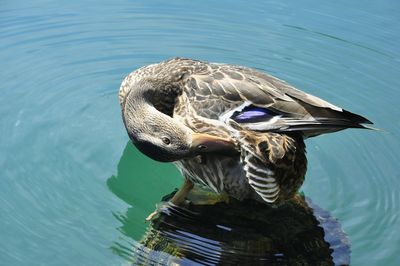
[175,155,255,201]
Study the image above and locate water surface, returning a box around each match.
[1,0,399,265]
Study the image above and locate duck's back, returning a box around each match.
[168,58,372,138]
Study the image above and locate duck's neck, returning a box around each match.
[122,87,188,142]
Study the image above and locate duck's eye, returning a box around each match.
[162,137,171,145]
[197,144,207,150]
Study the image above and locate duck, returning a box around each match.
[119,57,372,209]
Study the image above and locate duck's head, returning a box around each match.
[120,74,237,162]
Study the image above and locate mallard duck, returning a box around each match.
[119,58,372,207]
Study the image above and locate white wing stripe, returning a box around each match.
[260,187,280,197]
[244,154,274,176]
[247,172,275,183]
[249,180,279,193]
[218,101,251,123]
[242,151,281,203]
[260,189,280,200]
[250,166,274,176]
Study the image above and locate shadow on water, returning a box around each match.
[108,143,350,265]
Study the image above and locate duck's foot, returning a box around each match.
[145,210,159,221]
[170,178,194,205]
[146,179,194,222]
[186,186,230,205]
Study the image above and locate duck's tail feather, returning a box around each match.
[234,108,375,138]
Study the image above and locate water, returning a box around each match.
[1,0,399,265]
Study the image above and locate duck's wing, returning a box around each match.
[187,62,372,137]
[237,129,307,203]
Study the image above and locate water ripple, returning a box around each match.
[1,0,399,265]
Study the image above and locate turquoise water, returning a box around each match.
[1,0,399,265]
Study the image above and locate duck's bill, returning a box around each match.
[191,133,238,156]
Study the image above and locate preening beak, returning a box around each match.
[191,133,238,156]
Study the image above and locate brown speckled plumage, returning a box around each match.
[120,57,372,205]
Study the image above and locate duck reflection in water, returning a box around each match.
[108,143,350,266]
[138,189,350,266]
